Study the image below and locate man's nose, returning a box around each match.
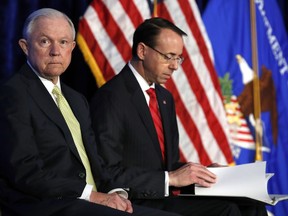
[169,59,179,70]
[50,42,61,56]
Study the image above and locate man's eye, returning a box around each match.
[163,55,173,60]
[60,40,68,45]
[40,39,50,47]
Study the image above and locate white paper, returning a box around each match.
[180,161,288,205]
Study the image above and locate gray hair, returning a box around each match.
[22,8,76,40]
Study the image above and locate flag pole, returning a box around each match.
[250,0,262,161]
[153,0,158,17]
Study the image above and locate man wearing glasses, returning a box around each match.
[90,17,267,216]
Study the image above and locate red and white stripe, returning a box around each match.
[226,96,255,149]
[77,0,234,165]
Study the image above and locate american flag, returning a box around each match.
[77,0,234,165]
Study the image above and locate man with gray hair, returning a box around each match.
[0,8,180,216]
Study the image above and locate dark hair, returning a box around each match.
[132,17,187,57]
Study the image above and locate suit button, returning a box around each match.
[79,172,86,178]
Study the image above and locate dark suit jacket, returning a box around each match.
[90,64,186,199]
[0,64,120,215]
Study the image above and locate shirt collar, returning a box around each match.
[27,61,61,94]
[128,62,155,92]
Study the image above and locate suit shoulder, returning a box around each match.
[0,73,28,100]
[93,73,126,100]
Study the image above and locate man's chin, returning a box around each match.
[159,77,170,84]
[41,70,65,80]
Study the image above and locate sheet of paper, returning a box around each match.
[194,162,271,203]
[190,161,288,205]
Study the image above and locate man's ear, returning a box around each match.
[18,39,29,56]
[71,41,76,50]
[136,42,146,60]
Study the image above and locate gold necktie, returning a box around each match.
[52,86,97,191]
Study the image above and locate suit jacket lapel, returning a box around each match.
[121,66,164,163]
[21,65,81,160]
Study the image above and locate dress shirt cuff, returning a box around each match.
[79,184,93,201]
[165,171,169,196]
[108,188,129,199]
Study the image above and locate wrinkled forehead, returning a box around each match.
[30,16,74,39]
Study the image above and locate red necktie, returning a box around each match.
[146,88,165,162]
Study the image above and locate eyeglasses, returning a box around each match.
[146,44,184,65]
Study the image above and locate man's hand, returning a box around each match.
[90,191,133,213]
[168,162,217,187]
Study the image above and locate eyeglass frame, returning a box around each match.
[145,44,184,65]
